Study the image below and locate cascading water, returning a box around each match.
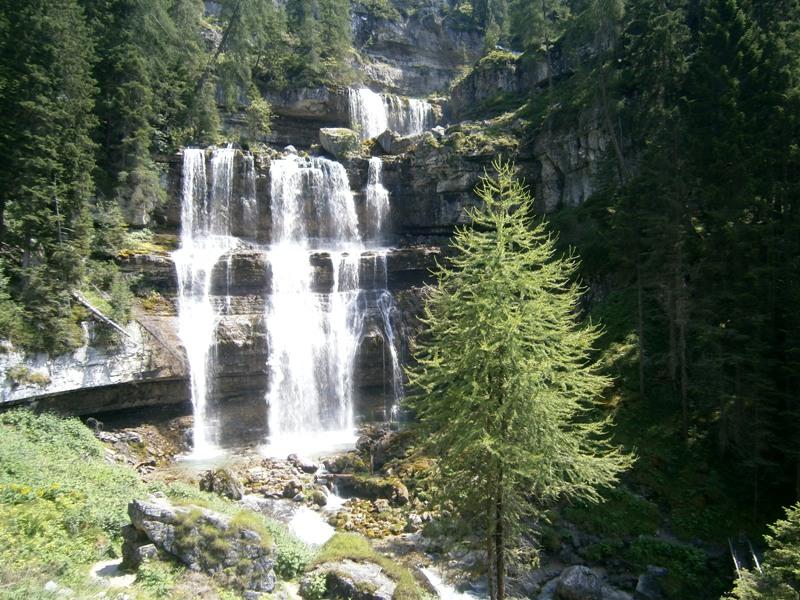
[173,146,238,458]
[363,156,405,417]
[348,88,388,140]
[365,157,390,240]
[174,145,406,455]
[264,155,366,453]
[349,88,434,140]
[384,94,434,136]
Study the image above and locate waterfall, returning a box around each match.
[173,146,238,458]
[241,153,258,240]
[365,157,390,241]
[174,146,407,455]
[348,88,388,141]
[264,156,365,451]
[384,95,434,136]
[363,159,404,418]
[371,254,404,418]
[349,88,434,140]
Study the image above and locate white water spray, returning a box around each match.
[349,88,434,140]
[264,156,365,449]
[173,147,238,458]
[365,157,391,241]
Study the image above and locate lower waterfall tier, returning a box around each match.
[121,244,439,447]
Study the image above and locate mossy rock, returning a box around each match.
[319,128,361,158]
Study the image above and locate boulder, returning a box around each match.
[320,128,360,158]
[556,566,602,600]
[125,497,276,595]
[301,559,396,600]
[288,453,319,474]
[376,130,416,155]
[199,468,244,501]
[634,570,665,600]
[121,524,157,570]
[283,479,303,499]
[335,474,410,506]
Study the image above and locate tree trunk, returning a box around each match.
[636,259,646,399]
[192,0,243,98]
[495,481,505,600]
[599,67,629,184]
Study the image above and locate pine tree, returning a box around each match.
[406,161,633,600]
[0,0,98,351]
[727,502,800,598]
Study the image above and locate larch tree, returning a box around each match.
[406,161,633,600]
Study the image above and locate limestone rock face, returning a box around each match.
[0,320,186,413]
[125,497,276,595]
[351,4,484,96]
[320,128,361,158]
[532,106,611,211]
[301,559,396,600]
[447,52,545,121]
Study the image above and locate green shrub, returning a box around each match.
[136,559,184,596]
[625,536,707,598]
[6,365,50,387]
[356,0,400,20]
[303,571,328,600]
[564,488,661,540]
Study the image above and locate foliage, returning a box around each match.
[0,0,98,354]
[406,161,632,599]
[136,559,185,597]
[244,87,273,144]
[355,0,401,21]
[6,365,51,387]
[303,571,328,600]
[626,536,708,598]
[564,487,660,539]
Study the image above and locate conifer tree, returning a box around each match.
[727,502,800,598]
[0,0,98,351]
[407,161,633,600]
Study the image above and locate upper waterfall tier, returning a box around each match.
[348,88,434,140]
[270,155,362,248]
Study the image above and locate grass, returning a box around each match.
[313,532,427,600]
[0,410,146,594]
[0,409,312,599]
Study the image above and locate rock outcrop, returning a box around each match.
[301,559,396,600]
[351,2,484,96]
[320,127,362,158]
[124,496,276,597]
